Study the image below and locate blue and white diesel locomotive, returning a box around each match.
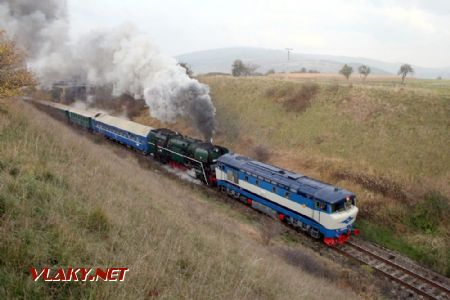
[215,153,359,245]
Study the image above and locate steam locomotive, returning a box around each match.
[33,100,359,246]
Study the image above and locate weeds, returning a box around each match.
[409,191,449,234]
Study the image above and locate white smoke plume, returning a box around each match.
[0,0,217,140]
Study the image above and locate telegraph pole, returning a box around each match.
[285,48,294,73]
[285,48,293,61]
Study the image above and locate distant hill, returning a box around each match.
[177,47,450,79]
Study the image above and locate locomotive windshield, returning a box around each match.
[331,197,355,213]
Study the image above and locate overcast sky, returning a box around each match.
[68,0,450,68]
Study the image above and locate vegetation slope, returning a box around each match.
[137,74,450,276]
[0,98,364,299]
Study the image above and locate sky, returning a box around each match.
[68,0,450,68]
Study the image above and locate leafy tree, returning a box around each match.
[232,59,245,76]
[339,64,353,80]
[0,31,35,97]
[231,59,259,77]
[398,64,414,84]
[358,64,371,80]
[265,69,275,75]
[178,62,193,78]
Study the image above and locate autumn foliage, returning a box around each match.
[0,30,35,97]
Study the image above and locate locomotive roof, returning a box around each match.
[94,114,153,137]
[218,153,353,204]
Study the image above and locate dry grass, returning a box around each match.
[202,74,450,274]
[139,75,449,275]
[0,98,363,299]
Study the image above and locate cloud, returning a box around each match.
[67,0,450,67]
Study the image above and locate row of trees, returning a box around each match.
[339,63,414,83]
[230,58,415,83]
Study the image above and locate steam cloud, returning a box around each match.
[0,0,217,140]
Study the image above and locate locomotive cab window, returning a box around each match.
[315,201,327,211]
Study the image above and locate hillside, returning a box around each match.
[0,98,367,298]
[176,47,450,78]
[135,75,450,276]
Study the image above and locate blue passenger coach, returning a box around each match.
[92,115,154,153]
[215,153,359,245]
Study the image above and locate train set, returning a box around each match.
[34,100,359,246]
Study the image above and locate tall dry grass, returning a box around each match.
[0,98,364,299]
[194,76,449,275]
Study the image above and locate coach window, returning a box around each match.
[244,175,248,181]
[285,192,290,198]
[255,179,259,186]
[272,186,276,193]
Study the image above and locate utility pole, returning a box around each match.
[285,48,293,61]
[285,48,294,73]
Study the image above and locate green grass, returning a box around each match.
[357,219,449,276]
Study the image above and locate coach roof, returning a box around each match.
[67,107,99,118]
[218,153,353,204]
[94,114,153,137]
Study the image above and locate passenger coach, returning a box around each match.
[92,115,154,153]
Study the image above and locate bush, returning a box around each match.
[283,83,319,112]
[252,145,270,162]
[409,191,449,233]
[0,195,5,217]
[87,209,110,233]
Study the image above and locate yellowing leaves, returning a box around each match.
[0,30,36,97]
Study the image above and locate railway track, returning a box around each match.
[336,241,450,299]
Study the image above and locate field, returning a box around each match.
[0,98,368,299]
[136,74,450,276]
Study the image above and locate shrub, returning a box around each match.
[0,195,5,217]
[252,145,270,162]
[87,209,110,233]
[283,83,319,112]
[409,191,449,233]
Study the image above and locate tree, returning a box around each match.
[358,65,371,80]
[232,59,245,76]
[178,62,193,78]
[243,63,259,76]
[339,64,353,80]
[231,59,259,77]
[398,64,414,84]
[265,69,275,76]
[0,31,35,97]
